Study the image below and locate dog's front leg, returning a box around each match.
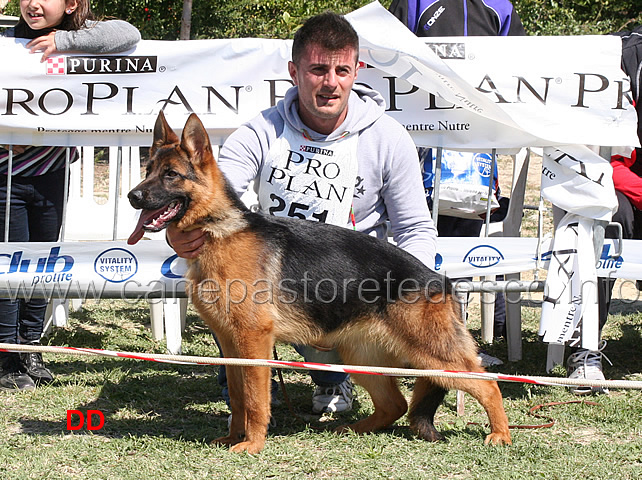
[213,330,273,454]
[224,365,247,442]
[229,363,271,454]
[211,335,247,448]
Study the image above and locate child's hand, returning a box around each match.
[26,31,58,62]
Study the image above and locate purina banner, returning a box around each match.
[0,2,638,150]
[0,237,639,301]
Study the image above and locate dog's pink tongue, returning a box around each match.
[127,208,165,245]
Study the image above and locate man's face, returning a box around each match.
[288,43,359,135]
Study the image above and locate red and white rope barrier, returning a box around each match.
[2,343,641,390]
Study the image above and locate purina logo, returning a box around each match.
[46,56,158,75]
[463,245,504,268]
[426,42,466,60]
[46,57,66,75]
[299,145,334,157]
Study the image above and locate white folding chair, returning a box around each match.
[479,148,532,362]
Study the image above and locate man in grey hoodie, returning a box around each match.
[167,11,437,414]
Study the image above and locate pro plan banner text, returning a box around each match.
[0,2,637,149]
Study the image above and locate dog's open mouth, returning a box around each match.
[128,201,182,245]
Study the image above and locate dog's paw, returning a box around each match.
[211,435,242,447]
[229,440,266,454]
[333,424,351,435]
[483,432,512,446]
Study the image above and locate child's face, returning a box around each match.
[20,0,77,30]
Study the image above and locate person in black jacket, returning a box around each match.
[389,0,526,350]
[614,26,642,161]
[389,0,525,37]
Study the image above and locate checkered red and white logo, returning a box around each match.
[46,57,66,75]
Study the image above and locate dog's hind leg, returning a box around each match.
[406,297,511,445]
[334,344,407,434]
[443,376,511,446]
[335,373,408,435]
[408,379,448,442]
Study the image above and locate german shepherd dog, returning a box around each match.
[127,112,511,454]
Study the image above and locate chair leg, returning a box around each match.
[179,297,188,332]
[149,300,164,341]
[70,298,83,312]
[52,299,69,327]
[480,275,496,343]
[546,343,565,372]
[455,287,468,415]
[505,272,522,362]
[163,300,183,355]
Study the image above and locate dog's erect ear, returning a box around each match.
[180,113,213,165]
[151,111,180,156]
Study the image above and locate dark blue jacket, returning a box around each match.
[614,26,642,159]
[389,0,525,37]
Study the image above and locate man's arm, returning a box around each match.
[381,128,438,269]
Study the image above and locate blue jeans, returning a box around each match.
[292,344,348,386]
[0,170,66,347]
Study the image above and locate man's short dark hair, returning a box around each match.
[291,11,359,65]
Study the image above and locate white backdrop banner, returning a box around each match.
[0,237,639,300]
[0,2,637,150]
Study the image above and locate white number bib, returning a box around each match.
[258,124,359,226]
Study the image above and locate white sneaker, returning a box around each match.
[312,378,355,413]
[566,340,612,395]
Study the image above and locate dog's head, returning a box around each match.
[127,111,218,245]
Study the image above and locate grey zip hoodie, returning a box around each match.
[219,84,437,268]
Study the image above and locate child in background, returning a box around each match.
[0,0,140,391]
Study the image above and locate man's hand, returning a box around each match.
[26,31,59,62]
[166,224,207,259]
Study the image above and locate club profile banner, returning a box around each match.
[0,240,188,300]
[0,237,639,301]
[0,2,637,150]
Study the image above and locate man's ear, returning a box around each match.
[180,113,213,165]
[288,61,299,86]
[151,111,179,156]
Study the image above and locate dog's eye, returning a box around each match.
[165,170,180,178]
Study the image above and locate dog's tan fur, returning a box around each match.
[128,112,511,454]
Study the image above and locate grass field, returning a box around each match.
[1,297,640,479]
[1,152,641,479]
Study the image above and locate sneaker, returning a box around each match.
[0,354,36,391]
[20,352,54,386]
[566,340,612,395]
[312,378,355,414]
[478,350,504,367]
